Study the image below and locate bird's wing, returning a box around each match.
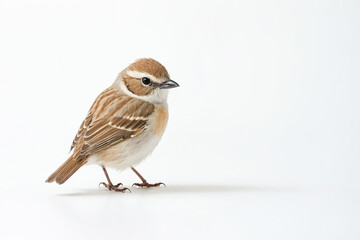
[69,86,116,152]
[70,112,93,152]
[70,87,124,152]
[71,90,155,160]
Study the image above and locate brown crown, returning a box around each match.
[127,58,170,80]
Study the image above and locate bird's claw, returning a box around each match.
[113,187,131,193]
[132,182,166,188]
[99,182,129,192]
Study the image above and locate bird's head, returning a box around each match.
[115,58,179,104]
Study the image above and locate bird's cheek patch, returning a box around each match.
[123,77,153,96]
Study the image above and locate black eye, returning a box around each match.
[141,77,151,86]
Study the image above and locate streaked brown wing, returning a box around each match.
[69,86,117,152]
[70,87,155,160]
[78,117,147,158]
[69,90,155,160]
[70,112,93,152]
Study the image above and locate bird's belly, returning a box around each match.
[88,129,162,170]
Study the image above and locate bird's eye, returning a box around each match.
[141,77,151,86]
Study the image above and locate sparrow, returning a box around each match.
[46,58,179,192]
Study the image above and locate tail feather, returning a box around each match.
[46,156,88,184]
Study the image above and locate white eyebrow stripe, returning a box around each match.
[126,70,162,83]
[117,75,169,104]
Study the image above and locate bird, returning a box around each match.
[46,58,179,192]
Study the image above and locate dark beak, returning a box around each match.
[160,79,179,89]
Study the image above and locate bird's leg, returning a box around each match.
[99,166,130,192]
[131,167,166,188]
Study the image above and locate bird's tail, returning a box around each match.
[46,156,88,185]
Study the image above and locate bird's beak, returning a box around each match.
[160,79,179,89]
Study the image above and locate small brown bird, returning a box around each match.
[46,58,179,192]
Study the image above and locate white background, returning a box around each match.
[0,0,359,239]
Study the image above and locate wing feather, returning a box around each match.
[78,117,148,157]
[70,88,155,160]
[70,112,93,151]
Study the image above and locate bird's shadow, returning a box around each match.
[55,184,299,197]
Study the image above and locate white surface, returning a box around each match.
[2,185,360,240]
[0,0,360,239]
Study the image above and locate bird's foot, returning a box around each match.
[132,181,166,188]
[99,182,131,192]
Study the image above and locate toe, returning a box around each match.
[114,187,131,193]
[99,182,108,188]
[156,182,166,187]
